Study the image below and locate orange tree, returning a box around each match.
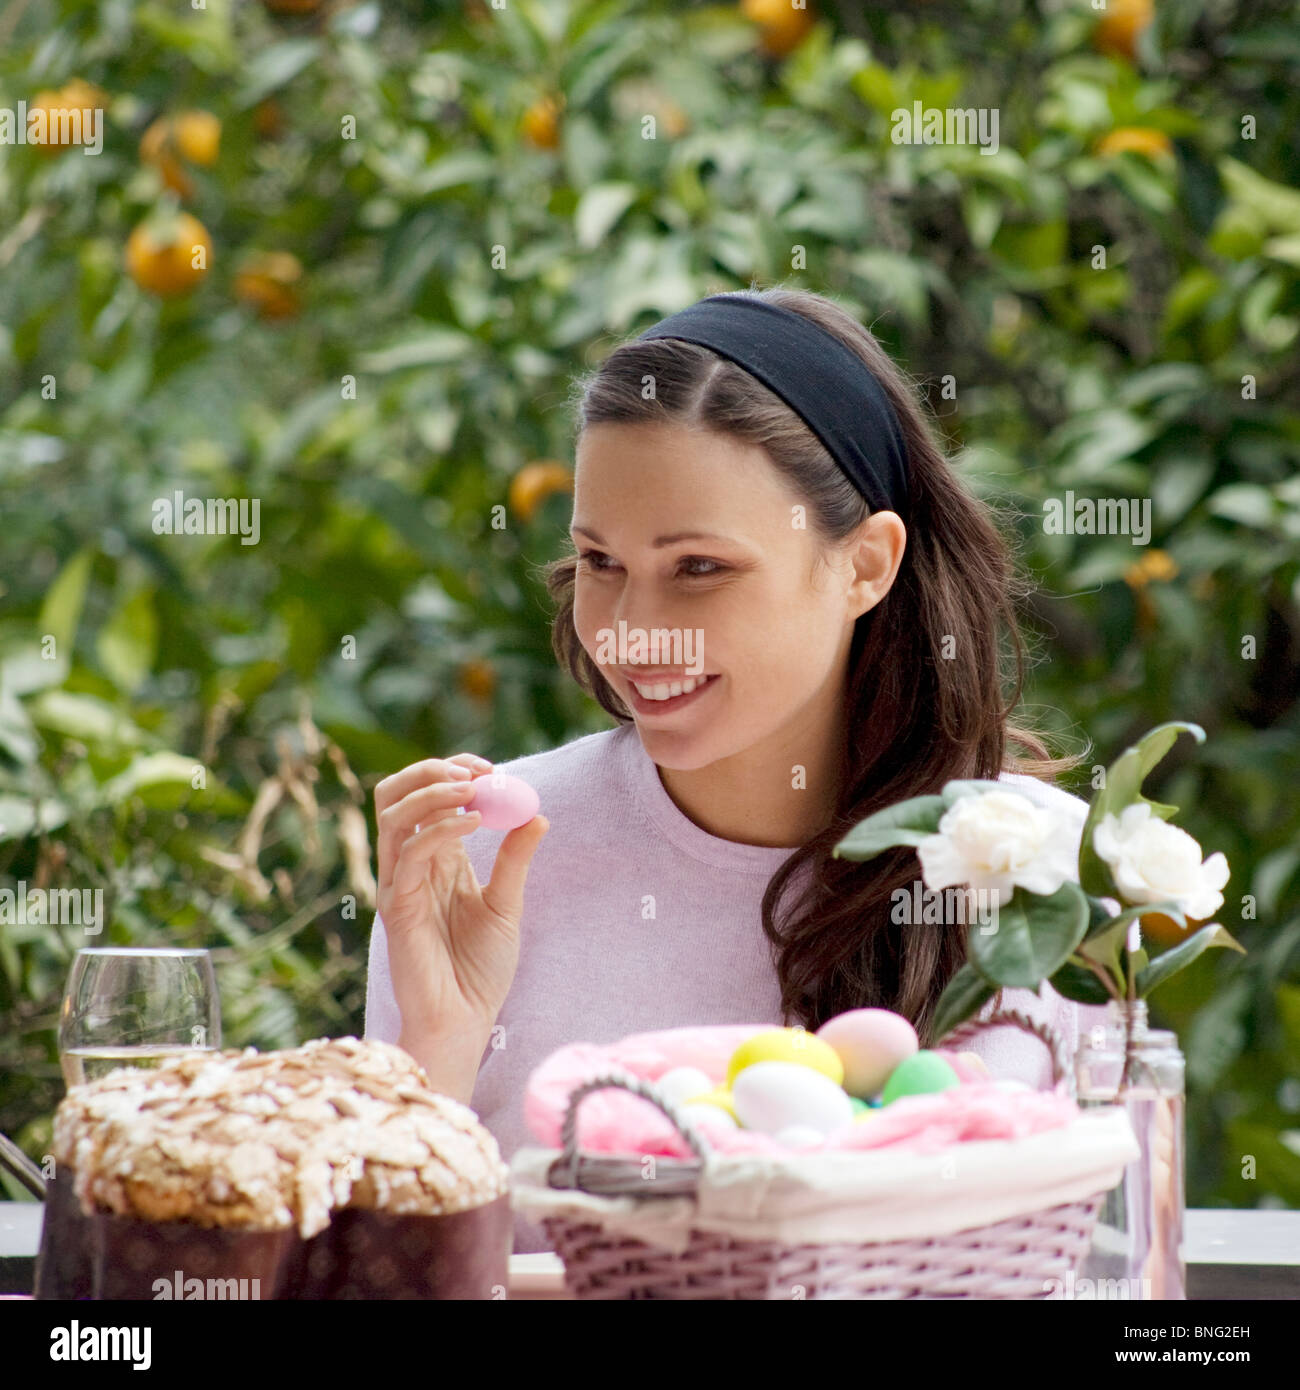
[1,0,1298,1208]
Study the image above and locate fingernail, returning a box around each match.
[450,766,473,779]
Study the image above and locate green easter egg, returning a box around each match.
[880,1050,960,1106]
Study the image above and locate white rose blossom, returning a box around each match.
[916,790,1082,907]
[1092,802,1229,922]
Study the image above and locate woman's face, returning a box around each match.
[570,420,903,774]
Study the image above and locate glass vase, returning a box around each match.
[1074,998,1186,1300]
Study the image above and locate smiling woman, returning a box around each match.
[543,285,1080,990]
[365,285,1109,1255]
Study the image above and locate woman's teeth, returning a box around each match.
[631,675,709,701]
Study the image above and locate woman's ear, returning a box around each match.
[848,510,907,619]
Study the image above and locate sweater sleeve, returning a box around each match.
[363,910,402,1046]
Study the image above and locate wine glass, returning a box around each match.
[58,948,222,1088]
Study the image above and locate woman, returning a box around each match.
[365,286,1108,1253]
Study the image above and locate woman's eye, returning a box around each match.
[577,549,616,572]
[679,556,726,577]
[577,551,726,578]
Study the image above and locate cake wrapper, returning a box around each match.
[35,1167,511,1300]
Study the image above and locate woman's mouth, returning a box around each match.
[624,672,720,716]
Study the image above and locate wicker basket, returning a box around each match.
[516,1009,1133,1299]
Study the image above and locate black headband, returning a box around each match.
[636,294,909,518]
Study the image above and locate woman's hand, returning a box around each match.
[374,752,549,1049]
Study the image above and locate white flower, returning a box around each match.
[1092,802,1229,921]
[916,791,1081,907]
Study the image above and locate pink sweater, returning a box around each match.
[364,722,1112,1253]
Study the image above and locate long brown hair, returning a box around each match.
[541,286,1076,1045]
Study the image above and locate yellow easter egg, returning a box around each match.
[956,1050,990,1079]
[726,1029,845,1088]
[683,1088,738,1122]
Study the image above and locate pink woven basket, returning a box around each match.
[537,1009,1110,1299]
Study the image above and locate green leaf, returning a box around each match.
[575,182,639,250]
[850,62,896,114]
[96,589,158,696]
[355,329,477,373]
[967,881,1091,990]
[1078,722,1206,897]
[1051,956,1117,1005]
[1262,233,1300,267]
[962,186,1002,249]
[832,795,947,861]
[0,642,69,696]
[1218,157,1300,235]
[930,963,996,1044]
[1135,923,1248,996]
[991,219,1067,273]
[26,691,147,750]
[0,686,39,765]
[37,549,94,659]
[851,250,931,326]
[0,794,69,840]
[407,151,496,197]
[923,967,995,1045]
[98,752,245,814]
[1080,900,1187,973]
[237,39,323,108]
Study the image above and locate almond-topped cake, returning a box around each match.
[51,1037,510,1238]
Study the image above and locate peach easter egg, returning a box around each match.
[816,1008,919,1099]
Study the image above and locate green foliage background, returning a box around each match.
[2,0,1298,1212]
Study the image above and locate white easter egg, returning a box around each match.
[993,1078,1033,1092]
[731,1061,854,1136]
[655,1066,714,1107]
[678,1101,738,1130]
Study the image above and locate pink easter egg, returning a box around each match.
[816,1008,918,1100]
[466,772,540,831]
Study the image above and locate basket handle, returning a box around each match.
[936,1006,1076,1099]
[547,1070,715,1191]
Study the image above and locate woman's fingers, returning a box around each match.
[377,779,482,891]
[387,811,483,901]
[374,753,493,815]
[479,815,549,923]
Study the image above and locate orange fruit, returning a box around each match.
[1123,548,1178,588]
[174,110,220,166]
[1093,0,1153,63]
[125,212,213,297]
[508,461,573,524]
[521,94,564,150]
[660,101,690,138]
[140,111,219,197]
[27,80,107,157]
[140,117,192,197]
[740,0,815,57]
[458,659,497,701]
[27,90,71,158]
[233,251,303,321]
[263,0,322,12]
[1095,126,1174,160]
[1140,908,1208,949]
